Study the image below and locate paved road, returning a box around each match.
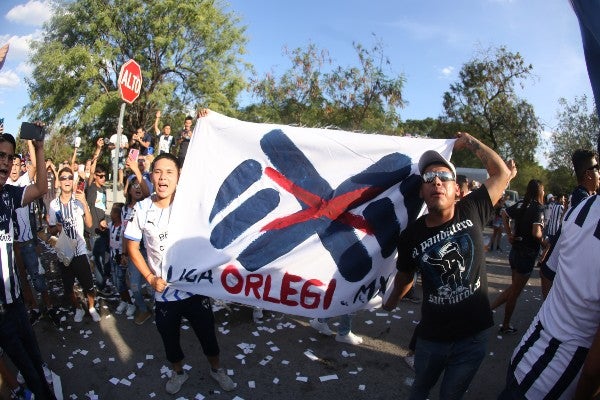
[2,231,544,399]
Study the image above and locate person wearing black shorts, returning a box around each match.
[48,167,100,323]
[491,179,545,334]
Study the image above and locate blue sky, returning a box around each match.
[0,0,594,163]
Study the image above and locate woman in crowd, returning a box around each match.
[487,196,505,252]
[121,177,152,324]
[124,153,235,395]
[491,179,546,334]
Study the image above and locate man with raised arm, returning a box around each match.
[384,132,514,400]
[0,131,55,399]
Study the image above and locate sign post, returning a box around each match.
[114,59,142,202]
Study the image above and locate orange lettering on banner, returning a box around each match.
[221,265,336,310]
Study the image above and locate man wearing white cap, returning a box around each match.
[384,132,514,400]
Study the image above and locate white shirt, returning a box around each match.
[157,133,173,154]
[124,197,189,302]
[510,195,600,399]
[108,221,123,260]
[7,174,35,242]
[0,184,26,304]
[109,133,128,159]
[48,196,88,257]
[543,195,600,347]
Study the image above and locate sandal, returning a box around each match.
[499,325,518,335]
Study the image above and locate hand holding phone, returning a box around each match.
[128,148,139,161]
[20,122,45,141]
[77,179,85,192]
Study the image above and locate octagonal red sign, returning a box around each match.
[118,59,142,104]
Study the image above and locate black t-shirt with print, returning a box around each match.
[505,199,544,252]
[397,186,494,342]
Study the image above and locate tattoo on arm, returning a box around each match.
[466,137,493,169]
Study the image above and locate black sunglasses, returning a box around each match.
[587,164,599,172]
[59,175,74,181]
[422,171,455,183]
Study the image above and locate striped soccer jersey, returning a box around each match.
[545,202,563,237]
[508,195,600,399]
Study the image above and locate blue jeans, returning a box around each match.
[0,300,55,399]
[18,241,47,293]
[319,314,353,335]
[110,258,128,293]
[127,247,151,312]
[410,329,489,400]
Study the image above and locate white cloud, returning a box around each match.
[16,62,33,76]
[0,70,20,88]
[0,32,43,62]
[440,66,454,78]
[6,0,54,27]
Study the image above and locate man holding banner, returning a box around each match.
[384,132,514,400]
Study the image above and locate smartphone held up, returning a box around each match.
[128,148,139,162]
[20,122,46,141]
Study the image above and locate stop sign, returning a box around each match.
[118,59,142,104]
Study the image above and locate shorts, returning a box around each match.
[509,247,538,275]
[60,254,95,296]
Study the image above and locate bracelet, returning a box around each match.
[145,273,153,281]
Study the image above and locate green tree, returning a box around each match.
[243,39,406,132]
[509,160,547,196]
[398,118,440,137]
[544,165,574,199]
[547,95,599,171]
[442,46,540,166]
[22,0,248,155]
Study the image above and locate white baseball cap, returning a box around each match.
[418,150,457,177]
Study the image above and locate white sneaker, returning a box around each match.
[125,303,136,317]
[74,308,85,322]
[335,331,363,345]
[252,308,263,322]
[403,354,415,371]
[165,371,188,394]
[89,307,101,322]
[16,371,25,385]
[115,301,127,314]
[309,318,334,336]
[210,368,236,391]
[42,362,53,385]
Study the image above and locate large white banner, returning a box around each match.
[164,111,454,317]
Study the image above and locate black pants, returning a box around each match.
[155,295,220,363]
[0,300,56,399]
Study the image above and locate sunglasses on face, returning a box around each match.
[59,175,74,181]
[587,164,599,172]
[422,171,455,183]
[0,152,16,163]
[95,173,106,178]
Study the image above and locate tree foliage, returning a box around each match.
[22,0,248,160]
[543,165,575,199]
[547,95,599,171]
[442,46,540,166]
[242,39,406,133]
